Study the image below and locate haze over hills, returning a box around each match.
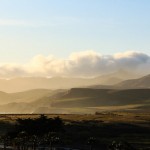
[0,88,149,114]
[0,89,53,105]
[0,70,141,93]
[88,73,150,89]
[0,73,150,114]
[115,74,150,89]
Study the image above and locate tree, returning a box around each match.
[8,115,64,150]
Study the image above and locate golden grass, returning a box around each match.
[0,112,150,127]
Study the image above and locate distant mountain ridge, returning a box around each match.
[0,73,150,114]
[0,70,140,93]
[115,74,150,89]
[87,73,150,89]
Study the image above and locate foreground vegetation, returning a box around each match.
[0,112,149,150]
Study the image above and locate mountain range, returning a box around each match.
[0,73,149,114]
[0,70,140,93]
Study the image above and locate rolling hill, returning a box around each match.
[0,89,54,105]
[115,74,150,89]
[0,88,149,114]
[0,73,150,114]
[88,73,150,89]
[50,88,150,107]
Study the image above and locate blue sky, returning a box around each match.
[0,0,150,63]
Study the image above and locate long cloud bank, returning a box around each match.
[0,51,150,78]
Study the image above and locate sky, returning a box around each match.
[0,0,150,78]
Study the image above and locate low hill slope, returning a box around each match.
[51,88,150,108]
[115,74,150,89]
[0,88,150,114]
[88,74,150,89]
[0,89,53,105]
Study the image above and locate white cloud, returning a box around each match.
[0,51,150,78]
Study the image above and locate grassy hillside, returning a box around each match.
[115,74,150,89]
[51,88,150,107]
[0,89,53,105]
[87,74,150,89]
[0,88,149,114]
